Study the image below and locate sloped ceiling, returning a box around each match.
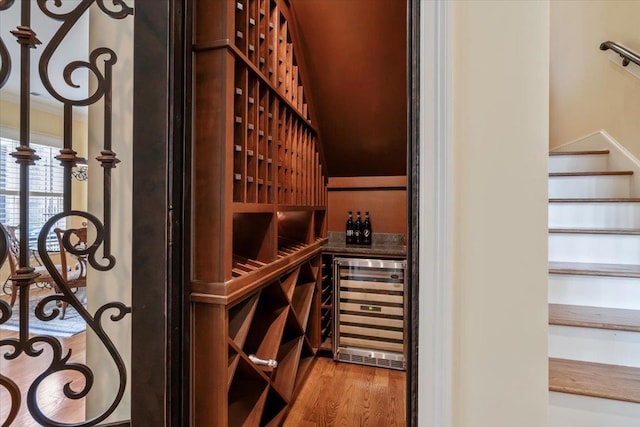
[288,0,407,177]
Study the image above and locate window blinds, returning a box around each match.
[0,137,65,251]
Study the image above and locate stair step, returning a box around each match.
[549,232,640,264]
[549,261,640,278]
[550,392,640,427]
[549,200,640,229]
[549,358,640,404]
[549,174,631,198]
[549,150,610,173]
[550,227,640,235]
[549,150,611,156]
[550,198,640,202]
[550,325,640,367]
[549,171,633,177]
[549,304,640,332]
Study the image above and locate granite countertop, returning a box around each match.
[323,231,407,257]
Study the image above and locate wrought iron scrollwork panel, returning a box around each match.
[0,1,134,425]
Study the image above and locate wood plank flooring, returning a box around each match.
[284,356,406,427]
[0,329,86,426]
[0,291,86,426]
[2,288,405,426]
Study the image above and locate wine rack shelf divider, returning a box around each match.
[192,0,328,425]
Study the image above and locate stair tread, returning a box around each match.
[549,227,640,235]
[549,303,640,332]
[549,150,610,156]
[549,261,640,277]
[549,358,640,404]
[549,171,633,177]
[550,198,640,203]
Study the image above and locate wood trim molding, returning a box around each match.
[132,0,186,425]
[327,176,407,190]
[418,1,453,426]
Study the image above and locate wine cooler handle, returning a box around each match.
[248,354,278,368]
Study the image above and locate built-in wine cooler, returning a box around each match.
[333,257,406,370]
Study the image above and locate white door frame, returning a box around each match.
[418,1,454,426]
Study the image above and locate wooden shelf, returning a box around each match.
[319,253,335,355]
[273,336,304,401]
[191,0,327,424]
[260,389,288,426]
[291,282,315,330]
[294,338,316,392]
[228,346,240,390]
[228,355,270,427]
[279,268,300,301]
[244,282,290,366]
[228,292,260,347]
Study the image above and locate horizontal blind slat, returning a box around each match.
[0,137,67,251]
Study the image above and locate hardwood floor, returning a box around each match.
[2,288,406,426]
[1,291,86,426]
[284,356,406,427]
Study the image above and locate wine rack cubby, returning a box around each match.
[192,0,328,424]
[193,257,323,426]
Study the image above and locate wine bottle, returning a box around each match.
[345,211,354,244]
[354,211,362,244]
[362,211,372,245]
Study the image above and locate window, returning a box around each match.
[0,137,65,251]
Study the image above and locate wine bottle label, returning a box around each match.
[364,230,370,237]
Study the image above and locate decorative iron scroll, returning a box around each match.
[0,1,133,426]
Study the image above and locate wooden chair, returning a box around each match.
[53,226,87,319]
[1,224,56,308]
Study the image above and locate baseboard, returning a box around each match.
[551,130,640,197]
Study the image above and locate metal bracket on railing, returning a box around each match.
[600,40,640,68]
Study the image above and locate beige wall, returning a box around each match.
[446,1,549,426]
[550,1,640,152]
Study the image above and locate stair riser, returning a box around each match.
[549,274,640,310]
[549,203,640,229]
[550,392,640,427]
[549,176,631,198]
[549,155,608,174]
[549,233,640,264]
[549,325,640,368]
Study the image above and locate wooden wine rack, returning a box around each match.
[191,0,327,425]
[193,256,321,426]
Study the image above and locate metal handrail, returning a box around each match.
[600,40,640,67]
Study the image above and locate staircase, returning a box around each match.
[549,149,640,425]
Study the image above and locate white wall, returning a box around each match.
[550,1,640,154]
[419,1,550,426]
